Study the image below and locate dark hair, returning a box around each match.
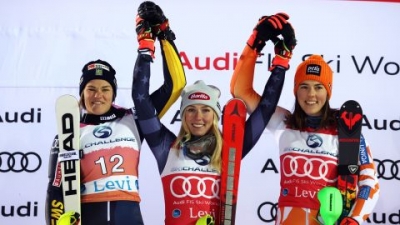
[285,98,338,130]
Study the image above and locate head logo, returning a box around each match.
[93,126,112,138]
[306,134,323,148]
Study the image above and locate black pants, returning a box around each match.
[81,201,144,225]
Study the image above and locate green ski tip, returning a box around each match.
[318,187,343,225]
[196,214,215,225]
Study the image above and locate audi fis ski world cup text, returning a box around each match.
[179,51,400,76]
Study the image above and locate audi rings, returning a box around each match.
[374,159,400,180]
[282,155,337,182]
[0,152,42,173]
[170,175,219,199]
[257,201,277,222]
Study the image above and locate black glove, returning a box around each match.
[257,13,290,41]
[268,21,296,71]
[269,38,291,71]
[247,13,291,52]
[280,21,297,51]
[137,1,175,40]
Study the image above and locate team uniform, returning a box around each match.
[132,47,287,224]
[45,39,186,225]
[230,47,380,225]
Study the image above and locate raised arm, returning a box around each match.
[132,3,182,172]
[231,13,296,114]
[230,13,297,158]
[135,1,186,119]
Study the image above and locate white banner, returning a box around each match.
[1,0,399,224]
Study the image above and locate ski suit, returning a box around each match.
[230,46,380,225]
[45,39,186,225]
[131,50,287,224]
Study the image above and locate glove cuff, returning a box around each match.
[246,31,266,53]
[138,39,155,58]
[269,55,289,71]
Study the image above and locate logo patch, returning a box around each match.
[306,64,321,76]
[188,92,210,100]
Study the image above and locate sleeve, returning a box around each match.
[347,134,380,223]
[132,52,178,173]
[148,39,186,118]
[239,57,287,158]
[45,135,64,225]
[230,45,262,114]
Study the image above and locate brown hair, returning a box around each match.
[285,98,338,130]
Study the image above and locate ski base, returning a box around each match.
[55,94,82,225]
[337,100,363,221]
[219,98,246,225]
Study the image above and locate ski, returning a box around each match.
[318,186,343,225]
[219,98,246,225]
[55,94,82,225]
[337,100,363,222]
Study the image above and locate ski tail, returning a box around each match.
[337,100,363,222]
[219,98,247,225]
[55,94,82,225]
[317,186,343,225]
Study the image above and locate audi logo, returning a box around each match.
[0,151,42,173]
[170,176,219,199]
[282,155,337,183]
[257,201,277,222]
[374,159,400,181]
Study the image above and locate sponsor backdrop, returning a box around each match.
[0,0,399,224]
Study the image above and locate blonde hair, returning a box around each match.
[172,108,223,172]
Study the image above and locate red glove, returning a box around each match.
[339,217,359,225]
[136,15,155,58]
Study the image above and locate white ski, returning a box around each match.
[55,94,82,225]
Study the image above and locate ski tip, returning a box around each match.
[56,94,79,105]
[222,98,247,125]
[341,100,361,110]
